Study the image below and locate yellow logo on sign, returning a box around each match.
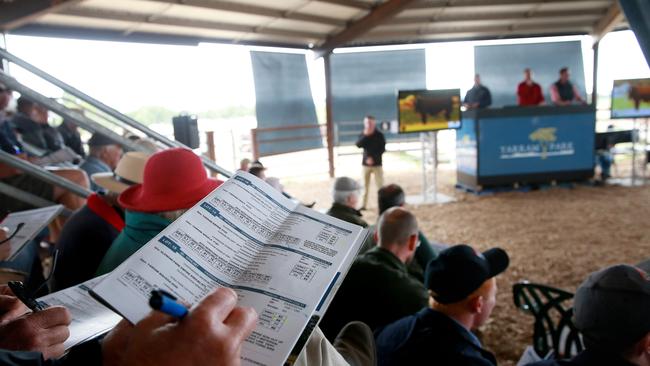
[529,128,557,159]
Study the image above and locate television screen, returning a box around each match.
[397,89,461,133]
[611,78,650,119]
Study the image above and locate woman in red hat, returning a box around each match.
[96,148,222,275]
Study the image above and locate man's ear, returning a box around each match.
[373,230,378,244]
[407,234,418,251]
[468,295,484,314]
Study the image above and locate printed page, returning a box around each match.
[0,205,63,261]
[37,276,121,350]
[91,172,365,366]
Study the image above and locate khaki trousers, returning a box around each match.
[362,165,384,208]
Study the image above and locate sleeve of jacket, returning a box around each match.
[0,351,58,366]
[355,134,368,148]
[379,133,386,154]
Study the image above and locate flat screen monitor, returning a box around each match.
[611,78,650,119]
[397,89,461,133]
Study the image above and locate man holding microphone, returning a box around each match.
[356,115,386,211]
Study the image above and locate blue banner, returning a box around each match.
[478,113,595,176]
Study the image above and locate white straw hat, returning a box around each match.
[91,151,150,194]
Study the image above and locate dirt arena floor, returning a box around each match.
[277,151,650,365]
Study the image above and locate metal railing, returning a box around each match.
[0,150,92,198]
[0,47,232,178]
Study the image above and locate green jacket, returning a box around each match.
[326,202,368,228]
[96,211,171,275]
[319,247,428,341]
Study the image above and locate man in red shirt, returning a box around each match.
[517,68,545,106]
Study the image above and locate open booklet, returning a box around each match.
[37,275,122,350]
[90,171,368,366]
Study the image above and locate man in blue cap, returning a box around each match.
[375,244,510,366]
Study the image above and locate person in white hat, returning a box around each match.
[53,151,149,290]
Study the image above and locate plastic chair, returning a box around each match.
[512,281,584,359]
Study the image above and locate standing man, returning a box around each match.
[464,74,492,109]
[550,67,586,106]
[356,115,385,211]
[518,68,545,106]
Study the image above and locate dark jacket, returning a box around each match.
[53,193,124,291]
[375,308,497,366]
[11,113,64,154]
[356,130,386,167]
[326,202,368,228]
[464,85,492,108]
[528,349,637,366]
[0,338,102,366]
[57,122,85,157]
[320,247,428,341]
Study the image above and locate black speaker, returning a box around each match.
[172,114,200,149]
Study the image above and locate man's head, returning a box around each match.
[524,68,532,81]
[559,67,570,82]
[363,115,376,131]
[378,184,405,214]
[240,158,251,171]
[425,244,509,330]
[248,160,266,179]
[88,133,123,170]
[16,97,44,123]
[0,82,12,111]
[377,207,419,264]
[474,74,481,86]
[332,177,361,209]
[574,264,650,361]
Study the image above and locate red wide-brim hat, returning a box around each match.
[118,147,223,212]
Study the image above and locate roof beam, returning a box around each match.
[57,7,325,41]
[314,0,419,57]
[409,0,608,9]
[0,0,82,30]
[591,1,624,42]
[392,8,606,24]
[364,21,597,40]
[315,0,374,10]
[142,0,346,27]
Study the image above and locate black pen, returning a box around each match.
[7,281,46,312]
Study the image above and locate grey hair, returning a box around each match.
[333,190,357,205]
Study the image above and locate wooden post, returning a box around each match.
[205,131,217,178]
[251,128,260,161]
[324,53,335,178]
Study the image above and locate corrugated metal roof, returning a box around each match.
[3,0,627,51]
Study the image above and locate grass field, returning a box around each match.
[611,96,650,111]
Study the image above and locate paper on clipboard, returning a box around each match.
[0,205,63,261]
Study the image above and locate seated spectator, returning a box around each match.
[320,207,428,340]
[362,184,439,282]
[529,264,650,366]
[0,91,88,213]
[375,244,510,366]
[53,152,149,291]
[96,148,222,275]
[79,133,123,192]
[0,285,71,360]
[326,177,367,228]
[56,115,85,158]
[11,97,65,155]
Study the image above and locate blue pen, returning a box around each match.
[149,290,188,319]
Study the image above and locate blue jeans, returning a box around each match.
[596,151,613,179]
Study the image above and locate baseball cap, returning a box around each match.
[88,133,120,147]
[425,244,510,304]
[574,264,650,351]
[334,177,361,192]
